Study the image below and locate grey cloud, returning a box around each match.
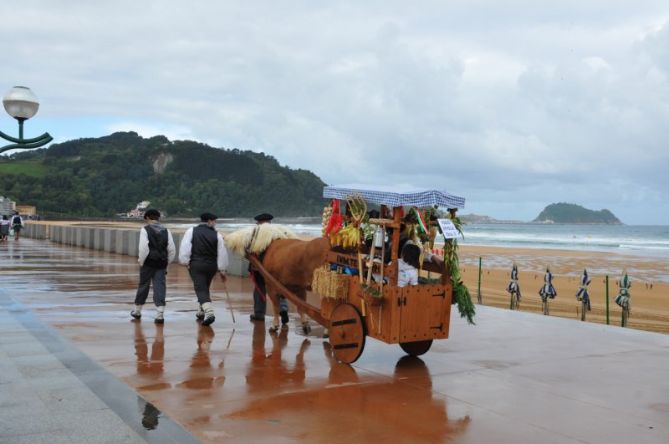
[1,1,669,223]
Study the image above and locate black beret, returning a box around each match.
[200,212,218,222]
[254,213,274,222]
[143,209,161,220]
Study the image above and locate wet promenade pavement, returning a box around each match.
[1,238,669,443]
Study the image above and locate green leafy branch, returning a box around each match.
[444,214,476,324]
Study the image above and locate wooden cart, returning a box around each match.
[248,185,465,364]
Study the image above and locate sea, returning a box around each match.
[164,218,669,282]
[169,218,669,259]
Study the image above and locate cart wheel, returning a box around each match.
[399,340,433,357]
[329,303,366,364]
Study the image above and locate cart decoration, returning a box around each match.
[328,194,367,248]
[235,184,472,364]
[312,265,349,300]
[442,212,476,324]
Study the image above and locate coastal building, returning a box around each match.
[122,201,150,218]
[0,196,16,215]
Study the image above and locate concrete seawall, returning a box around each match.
[22,222,250,276]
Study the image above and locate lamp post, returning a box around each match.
[0,86,53,154]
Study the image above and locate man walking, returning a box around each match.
[131,209,176,324]
[179,212,228,326]
[11,211,23,241]
[249,213,289,325]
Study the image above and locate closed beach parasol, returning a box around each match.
[575,269,591,321]
[539,266,557,315]
[506,263,521,310]
[615,269,631,327]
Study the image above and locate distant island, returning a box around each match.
[533,203,622,224]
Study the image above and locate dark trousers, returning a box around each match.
[252,271,288,318]
[189,261,218,304]
[135,265,166,306]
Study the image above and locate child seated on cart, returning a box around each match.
[398,243,421,287]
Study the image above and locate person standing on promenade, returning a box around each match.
[131,209,176,324]
[11,211,23,241]
[0,215,10,241]
[248,213,289,325]
[179,212,229,326]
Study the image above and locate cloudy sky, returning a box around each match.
[1,1,668,224]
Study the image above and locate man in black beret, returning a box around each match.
[131,209,176,323]
[179,212,229,326]
[249,213,289,324]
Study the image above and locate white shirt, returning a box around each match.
[397,258,419,288]
[138,224,176,266]
[178,226,229,272]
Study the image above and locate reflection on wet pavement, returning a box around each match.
[2,238,669,443]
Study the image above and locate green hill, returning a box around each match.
[533,203,622,224]
[0,132,325,218]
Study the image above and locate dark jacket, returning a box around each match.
[144,224,169,269]
[191,224,218,265]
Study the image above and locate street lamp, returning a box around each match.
[0,86,53,154]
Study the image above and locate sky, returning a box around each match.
[1,1,668,224]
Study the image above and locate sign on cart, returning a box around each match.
[437,219,460,239]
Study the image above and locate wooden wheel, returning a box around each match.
[399,340,433,356]
[329,303,366,364]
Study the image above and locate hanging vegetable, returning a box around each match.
[330,195,367,248]
[321,204,333,236]
[410,207,428,236]
[443,212,476,325]
[325,200,344,236]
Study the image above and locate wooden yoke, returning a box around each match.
[247,254,329,326]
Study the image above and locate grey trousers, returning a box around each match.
[135,265,166,306]
[189,261,218,304]
[252,272,288,318]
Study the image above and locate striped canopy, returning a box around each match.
[323,184,466,209]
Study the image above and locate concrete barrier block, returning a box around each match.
[93,229,103,250]
[127,231,139,256]
[228,251,249,277]
[84,228,94,249]
[114,230,124,254]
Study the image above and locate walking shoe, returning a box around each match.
[130,310,142,320]
[201,302,215,326]
[280,310,289,325]
[196,305,205,321]
[155,306,165,324]
[202,313,215,326]
[249,314,265,322]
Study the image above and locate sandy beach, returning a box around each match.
[458,245,669,334]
